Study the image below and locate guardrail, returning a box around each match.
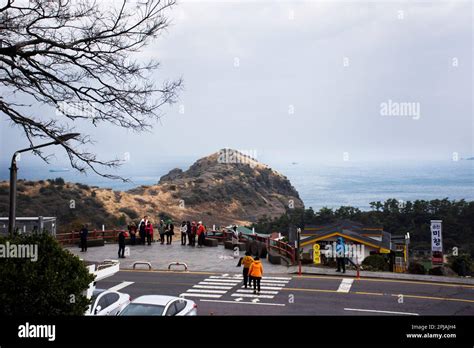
[168,262,188,271]
[267,238,296,264]
[56,229,127,245]
[132,261,152,270]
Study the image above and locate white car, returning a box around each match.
[118,295,197,316]
[85,289,131,316]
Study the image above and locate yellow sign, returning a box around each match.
[313,243,321,264]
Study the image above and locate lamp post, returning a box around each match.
[297,227,301,275]
[8,133,80,236]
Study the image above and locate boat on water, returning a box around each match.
[49,168,70,173]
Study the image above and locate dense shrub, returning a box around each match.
[408,262,426,275]
[449,254,472,276]
[118,207,139,220]
[48,177,65,185]
[0,233,94,315]
[76,183,90,190]
[362,254,389,272]
[428,267,444,276]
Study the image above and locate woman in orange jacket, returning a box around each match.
[239,252,254,288]
[248,257,263,294]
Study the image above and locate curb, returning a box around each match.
[288,267,474,285]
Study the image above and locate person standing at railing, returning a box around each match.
[138,215,148,245]
[145,221,153,246]
[180,221,188,246]
[128,223,137,246]
[197,221,206,247]
[79,224,88,252]
[159,220,165,245]
[248,257,263,295]
[186,221,192,245]
[138,220,146,245]
[190,221,197,246]
[118,230,126,258]
[231,225,239,248]
[165,220,174,245]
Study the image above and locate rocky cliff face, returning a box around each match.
[154,149,303,224]
[0,149,304,230]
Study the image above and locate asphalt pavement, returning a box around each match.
[96,270,474,316]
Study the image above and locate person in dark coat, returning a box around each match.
[118,230,126,258]
[145,221,153,246]
[335,237,346,273]
[190,221,197,246]
[159,220,165,245]
[128,223,137,246]
[186,221,192,245]
[139,220,146,245]
[166,220,174,245]
[79,224,88,252]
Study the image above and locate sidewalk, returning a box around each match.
[288,265,474,285]
[67,242,290,274]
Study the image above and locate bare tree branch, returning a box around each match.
[0,0,182,180]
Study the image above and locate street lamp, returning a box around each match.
[8,133,80,236]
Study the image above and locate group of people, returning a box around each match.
[126,216,176,248]
[179,221,207,247]
[237,252,264,295]
[116,216,208,258]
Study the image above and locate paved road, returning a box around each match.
[97,270,474,316]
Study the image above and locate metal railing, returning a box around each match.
[56,229,127,245]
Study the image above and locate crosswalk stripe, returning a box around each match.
[236,289,278,294]
[180,293,222,298]
[231,293,274,299]
[200,282,239,286]
[241,285,282,290]
[260,276,291,280]
[186,289,226,294]
[203,279,242,283]
[260,280,289,284]
[337,278,354,293]
[107,281,134,292]
[211,276,292,281]
[193,285,232,290]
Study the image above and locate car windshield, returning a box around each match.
[119,303,165,316]
[90,290,105,308]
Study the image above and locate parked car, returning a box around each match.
[85,289,131,316]
[118,295,197,316]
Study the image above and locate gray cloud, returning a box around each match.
[1,0,472,169]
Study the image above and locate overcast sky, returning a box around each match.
[1,0,472,170]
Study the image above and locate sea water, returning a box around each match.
[1,159,472,211]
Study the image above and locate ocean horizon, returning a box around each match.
[1,158,472,211]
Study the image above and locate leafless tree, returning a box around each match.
[0,0,182,179]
